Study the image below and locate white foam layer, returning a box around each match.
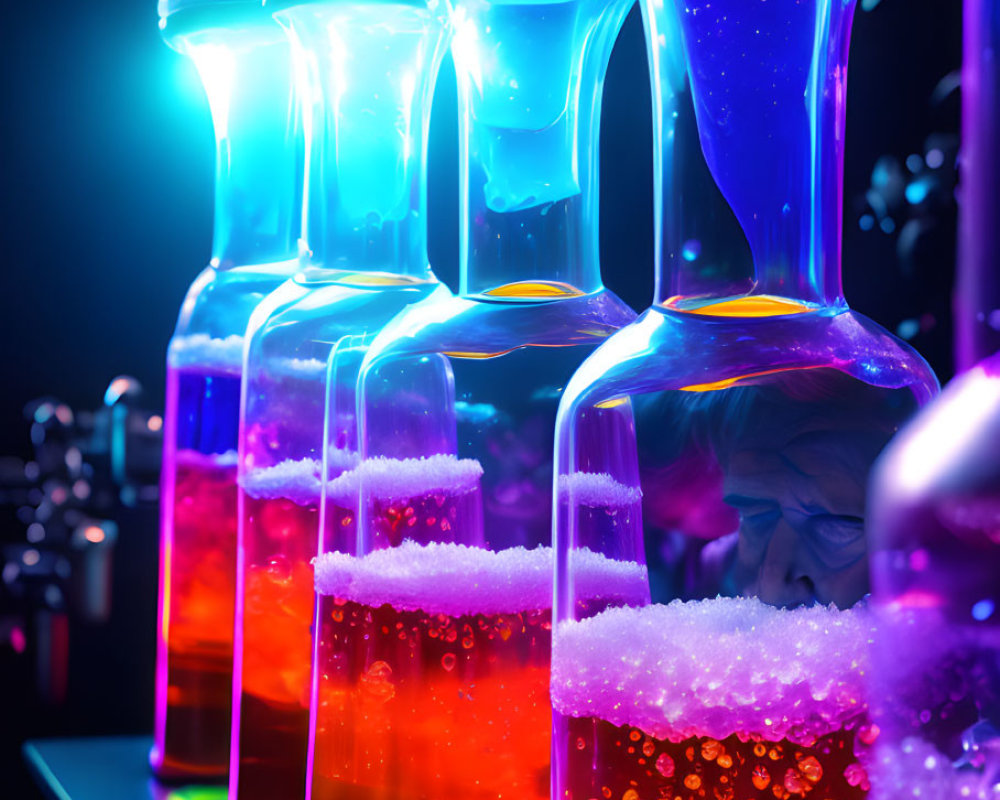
[314,541,649,618]
[558,472,642,508]
[552,596,873,746]
[168,333,244,375]
[175,449,239,470]
[325,455,483,505]
[240,458,322,506]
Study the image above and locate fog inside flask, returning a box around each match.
[551,1,940,799]
[153,0,302,782]
[229,3,449,799]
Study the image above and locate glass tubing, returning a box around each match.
[552,2,938,800]
[152,0,301,781]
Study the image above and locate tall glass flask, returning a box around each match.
[867,0,1000,796]
[152,0,301,780]
[229,2,449,798]
[551,2,938,799]
[305,1,638,797]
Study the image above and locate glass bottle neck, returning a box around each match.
[276,3,446,281]
[176,24,302,271]
[453,0,629,299]
[649,0,853,310]
[956,0,1000,370]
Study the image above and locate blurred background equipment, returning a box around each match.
[0,379,162,796]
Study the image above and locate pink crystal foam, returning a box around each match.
[325,454,483,505]
[558,471,643,508]
[239,458,323,507]
[314,541,649,618]
[552,596,874,746]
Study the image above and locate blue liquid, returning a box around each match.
[174,369,242,456]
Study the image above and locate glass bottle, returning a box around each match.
[551,2,939,800]
[867,0,1000,796]
[152,0,301,781]
[305,1,638,797]
[229,2,450,798]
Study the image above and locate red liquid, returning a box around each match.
[310,596,551,800]
[560,716,873,800]
[235,494,321,800]
[158,451,237,779]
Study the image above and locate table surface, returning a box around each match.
[22,736,228,800]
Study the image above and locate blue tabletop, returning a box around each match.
[22,737,227,800]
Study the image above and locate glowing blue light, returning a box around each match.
[880,217,896,234]
[896,319,920,340]
[905,177,933,205]
[859,214,875,231]
[681,239,701,262]
[906,154,924,173]
[972,599,995,621]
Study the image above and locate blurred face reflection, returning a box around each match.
[640,369,916,609]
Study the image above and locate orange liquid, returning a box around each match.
[160,453,237,778]
[310,596,552,800]
[235,495,319,800]
[561,716,873,800]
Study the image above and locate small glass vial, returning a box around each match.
[229,2,450,798]
[551,2,938,799]
[867,0,1000,796]
[152,0,301,781]
[306,0,638,797]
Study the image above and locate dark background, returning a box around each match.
[0,0,962,795]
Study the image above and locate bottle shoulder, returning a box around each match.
[362,287,637,364]
[560,305,940,412]
[244,277,446,374]
[168,264,297,374]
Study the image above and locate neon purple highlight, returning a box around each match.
[955,0,1000,371]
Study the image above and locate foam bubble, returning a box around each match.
[325,454,483,505]
[552,596,874,746]
[314,541,648,618]
[870,737,999,800]
[168,333,244,375]
[240,458,323,506]
[558,471,642,508]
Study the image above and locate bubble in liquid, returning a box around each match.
[642,740,655,758]
[683,774,702,790]
[655,753,675,777]
[701,739,722,760]
[843,763,868,787]
[576,737,586,751]
[752,765,771,790]
[858,723,880,745]
[622,790,639,800]
[361,660,395,701]
[441,652,457,672]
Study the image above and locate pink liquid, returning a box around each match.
[156,449,237,779]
